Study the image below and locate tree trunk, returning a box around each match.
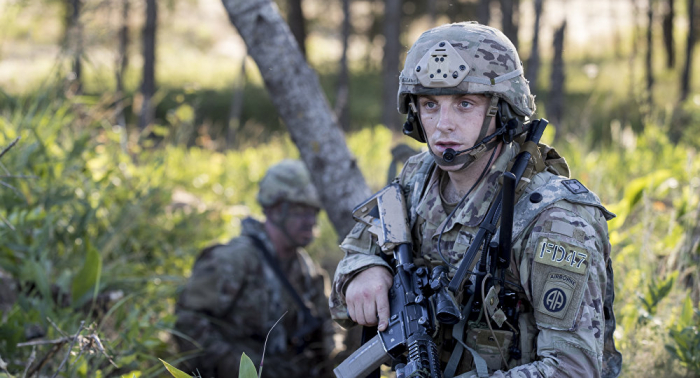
[629,0,640,104]
[525,0,543,90]
[67,0,83,94]
[610,0,623,58]
[478,0,490,25]
[334,0,351,131]
[499,0,519,50]
[139,0,157,130]
[382,0,402,131]
[681,0,696,101]
[227,56,247,148]
[287,0,307,58]
[221,0,371,238]
[549,21,566,138]
[663,0,675,68]
[631,0,641,57]
[645,0,654,106]
[115,0,129,128]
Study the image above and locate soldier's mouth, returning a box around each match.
[434,141,461,153]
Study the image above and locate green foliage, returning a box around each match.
[239,353,257,378]
[0,91,227,375]
[638,273,676,321]
[160,359,193,378]
[71,245,102,307]
[665,297,700,374]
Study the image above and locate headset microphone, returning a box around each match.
[443,149,456,163]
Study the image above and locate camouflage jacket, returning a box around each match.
[329,143,622,378]
[176,217,334,378]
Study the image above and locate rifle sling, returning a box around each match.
[249,234,320,337]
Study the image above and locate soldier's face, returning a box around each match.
[280,203,319,247]
[418,93,496,172]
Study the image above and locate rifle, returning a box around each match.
[334,183,458,378]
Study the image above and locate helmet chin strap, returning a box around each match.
[424,95,503,171]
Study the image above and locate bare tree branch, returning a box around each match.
[17,338,71,348]
[0,137,20,161]
[46,318,69,338]
[27,344,61,378]
[0,354,11,377]
[0,175,38,179]
[21,346,35,378]
[0,212,15,232]
[50,321,85,378]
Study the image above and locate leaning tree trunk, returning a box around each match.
[139,0,157,130]
[681,0,696,101]
[221,0,371,237]
[663,0,675,68]
[382,0,402,131]
[549,20,566,140]
[525,0,543,89]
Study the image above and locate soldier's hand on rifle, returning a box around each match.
[345,266,393,331]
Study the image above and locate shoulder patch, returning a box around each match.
[562,179,588,194]
[538,272,576,318]
[531,236,591,330]
[534,237,589,274]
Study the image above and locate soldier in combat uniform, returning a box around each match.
[330,23,622,377]
[176,159,335,377]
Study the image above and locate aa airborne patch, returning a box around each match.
[537,272,576,319]
[532,237,590,329]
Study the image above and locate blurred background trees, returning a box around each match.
[1,0,700,376]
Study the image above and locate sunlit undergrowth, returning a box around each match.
[1,89,700,377]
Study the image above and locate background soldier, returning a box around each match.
[330,22,622,377]
[176,159,335,377]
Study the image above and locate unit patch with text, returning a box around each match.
[532,237,591,327]
[535,238,589,274]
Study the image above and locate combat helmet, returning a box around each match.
[398,22,536,168]
[257,159,322,209]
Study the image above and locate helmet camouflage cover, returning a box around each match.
[398,22,536,119]
[257,159,322,209]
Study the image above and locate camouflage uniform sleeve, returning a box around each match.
[493,202,610,378]
[175,244,258,371]
[329,222,393,328]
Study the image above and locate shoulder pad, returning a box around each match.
[502,175,615,242]
[399,151,435,227]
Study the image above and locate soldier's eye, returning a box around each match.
[424,101,436,109]
[460,101,472,108]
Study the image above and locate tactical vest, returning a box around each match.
[398,144,621,377]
